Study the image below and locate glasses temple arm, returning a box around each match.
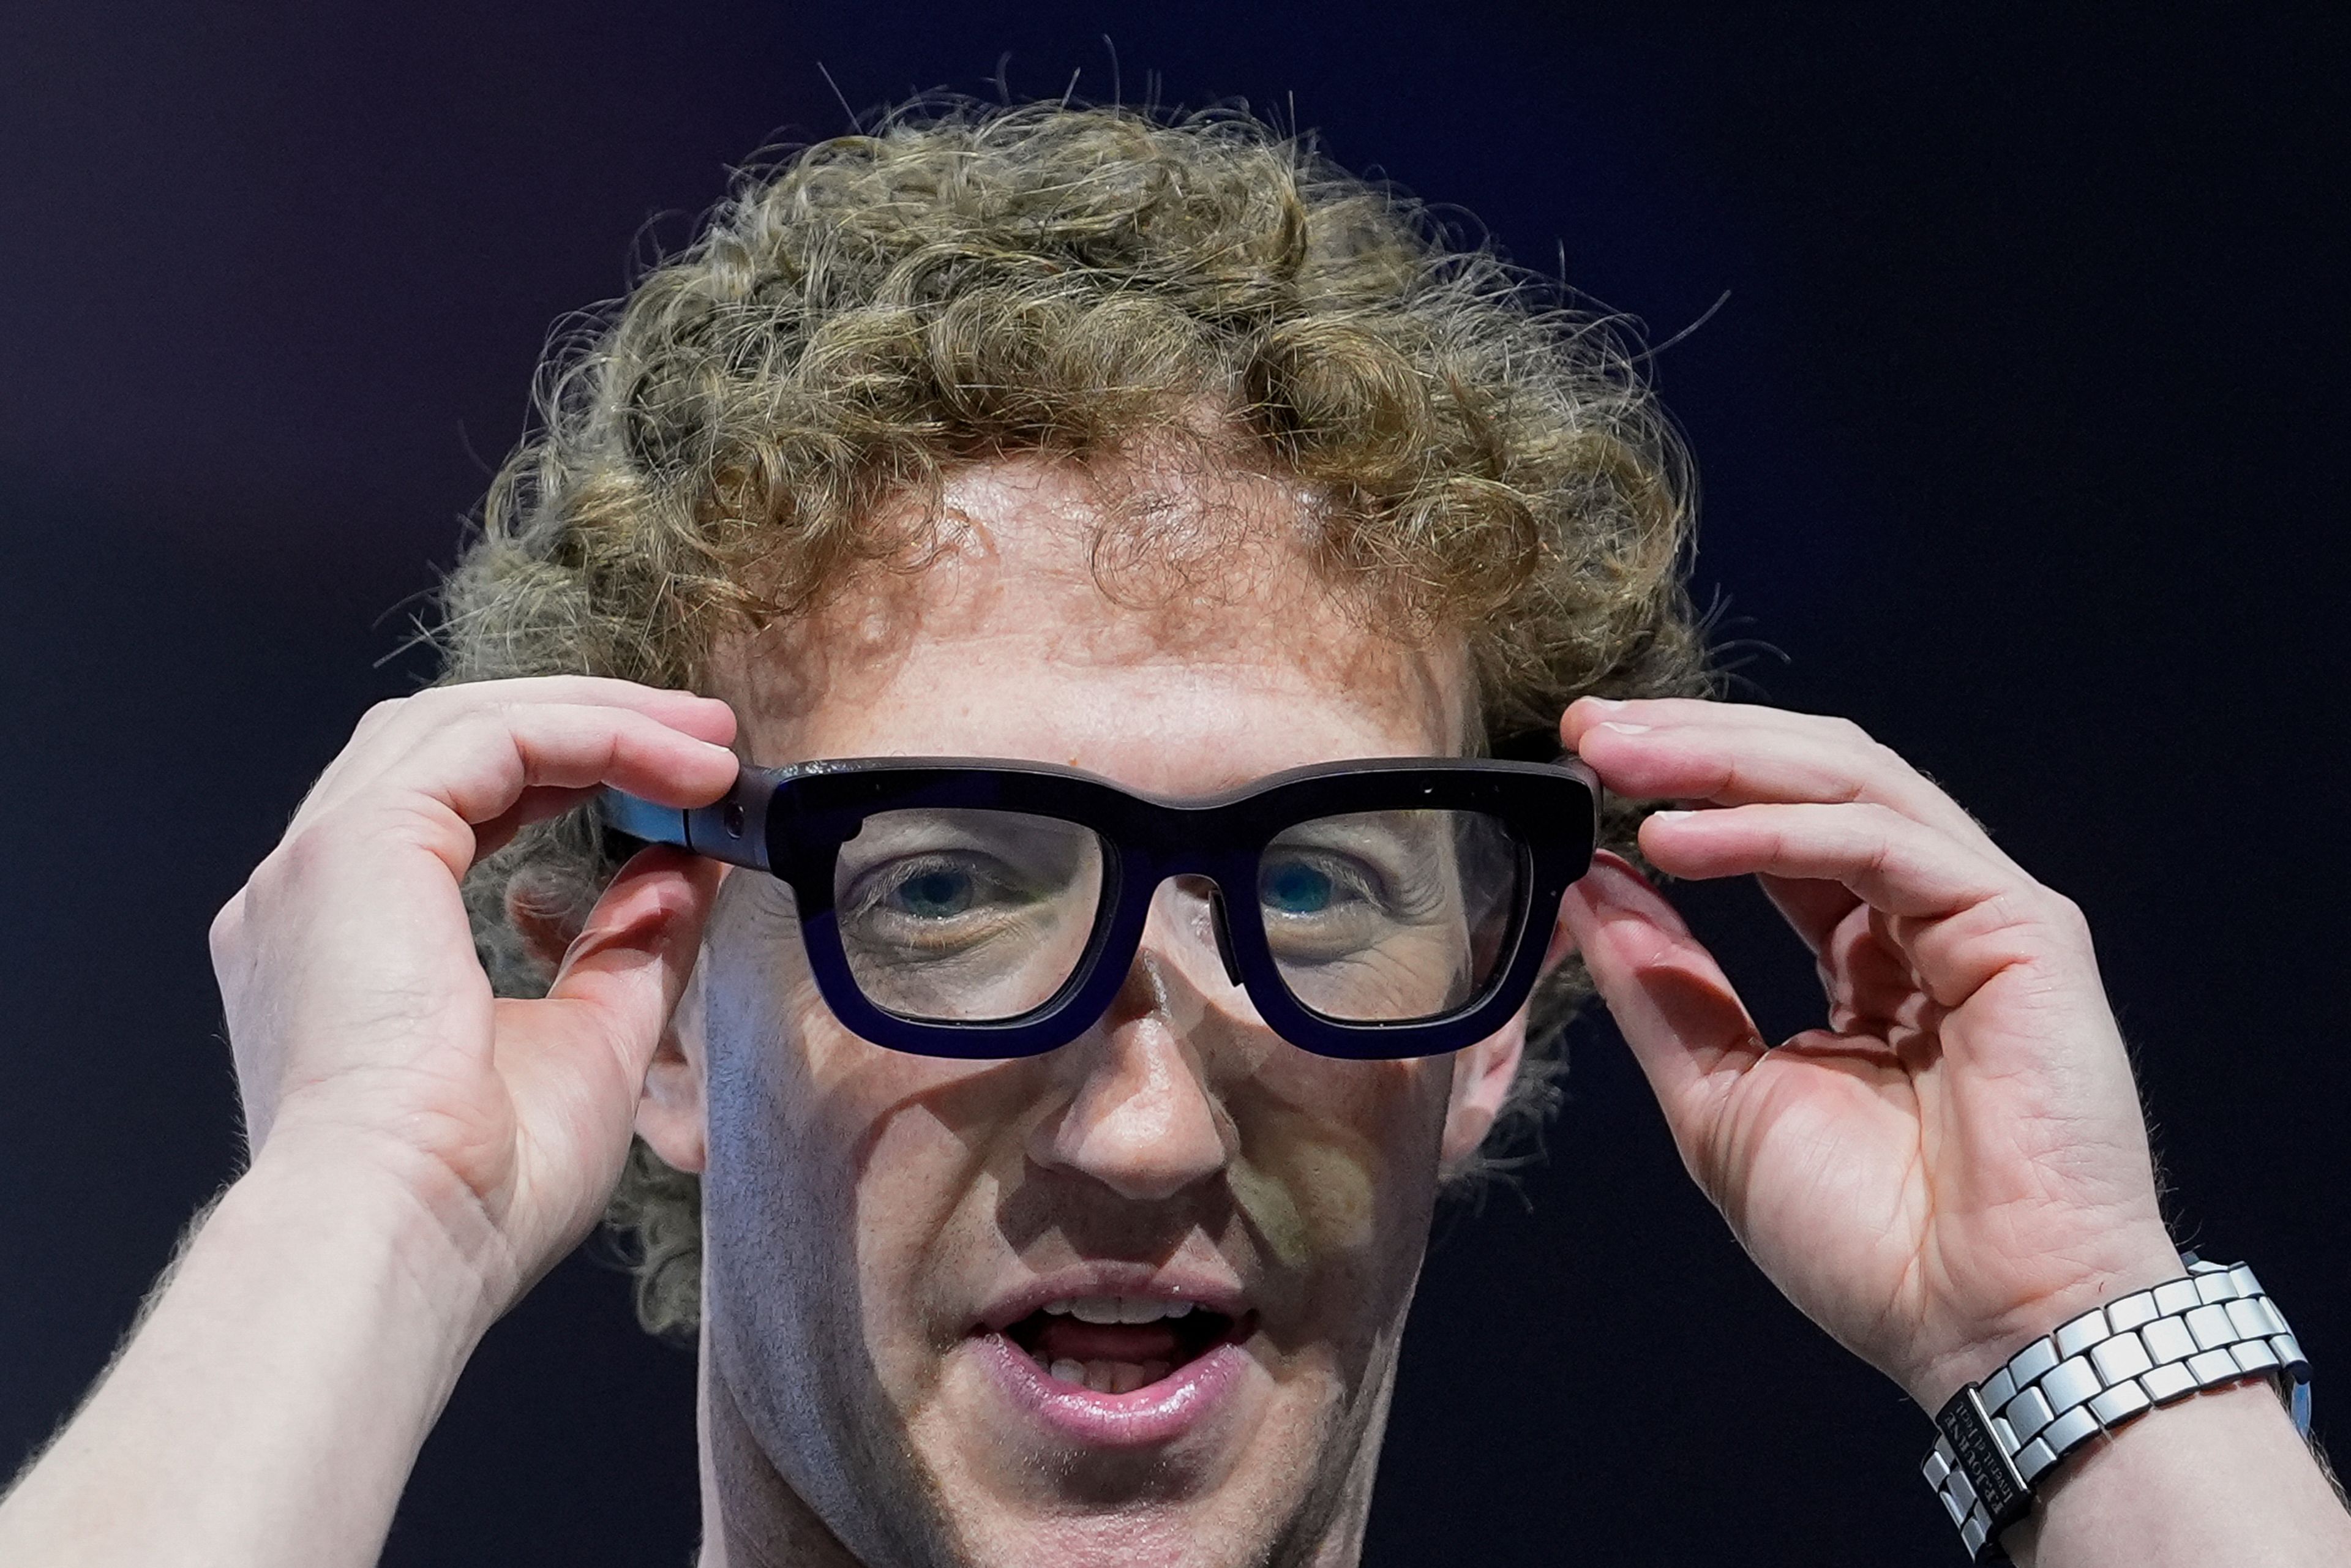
[597,770,777,873]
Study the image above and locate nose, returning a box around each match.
[1028,890,1236,1201]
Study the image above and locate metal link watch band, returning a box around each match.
[1919,1259,2312,1561]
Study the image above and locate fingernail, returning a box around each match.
[1580,696,1624,710]
[1600,720,1652,735]
[1648,808,1693,821]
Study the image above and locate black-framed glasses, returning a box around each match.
[601,756,1597,1060]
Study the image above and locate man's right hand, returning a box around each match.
[208,675,739,1313]
[0,677,740,1568]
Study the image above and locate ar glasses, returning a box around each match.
[601,757,1598,1060]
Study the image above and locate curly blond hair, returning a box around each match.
[439,99,1711,1338]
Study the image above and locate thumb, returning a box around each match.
[539,846,723,1099]
[1559,852,1766,1193]
[477,848,721,1294]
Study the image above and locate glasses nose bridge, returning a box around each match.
[1123,844,1249,990]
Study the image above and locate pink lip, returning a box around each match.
[972,1330,1251,1449]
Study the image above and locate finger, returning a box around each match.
[471,783,629,860]
[304,704,741,877]
[1815,901,1937,1038]
[299,682,736,827]
[308,678,733,796]
[1758,872,1932,1035]
[1756,871,1862,955]
[1558,852,1767,1188]
[1563,694,1871,748]
[495,848,723,1232]
[1635,802,2085,1010]
[418,676,735,735]
[1638,801,2012,922]
[1718,870,1921,1035]
[296,680,736,829]
[1563,696,2001,857]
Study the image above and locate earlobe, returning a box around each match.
[1440,909,1575,1163]
[634,967,711,1174]
[1439,1018,1525,1166]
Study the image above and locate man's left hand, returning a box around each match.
[1556,696,2180,1409]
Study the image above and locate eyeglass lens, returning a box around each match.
[833,808,1108,1023]
[1259,809,1522,1024]
[831,805,1525,1028]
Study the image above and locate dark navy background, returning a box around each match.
[3,5,2344,1563]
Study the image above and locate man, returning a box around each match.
[2,102,2344,1567]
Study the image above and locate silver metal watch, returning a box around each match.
[1920,1258,2312,1560]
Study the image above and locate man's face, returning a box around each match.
[641,452,1525,1568]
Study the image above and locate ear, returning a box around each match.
[506,870,590,981]
[1438,912,1575,1166]
[1439,1016,1526,1165]
[511,869,710,1171]
[634,946,710,1174]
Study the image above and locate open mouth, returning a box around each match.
[997,1297,1249,1396]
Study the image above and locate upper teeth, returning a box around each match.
[1044,1296,1198,1324]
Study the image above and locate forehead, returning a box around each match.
[721,449,1472,791]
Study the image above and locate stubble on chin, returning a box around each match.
[707,1297,1406,1568]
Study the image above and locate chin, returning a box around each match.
[891,1318,1372,1568]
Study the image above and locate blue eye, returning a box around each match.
[891,868,977,919]
[1260,860,1337,915]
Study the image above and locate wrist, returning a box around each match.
[1909,1226,2184,1410]
[2008,1379,2349,1567]
[1919,1257,2327,1562]
[236,1133,512,1347]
